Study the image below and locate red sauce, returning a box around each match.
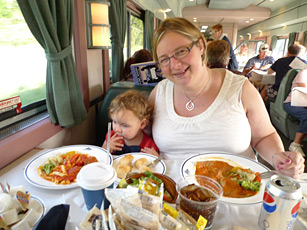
[195,161,257,198]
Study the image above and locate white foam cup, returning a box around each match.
[77,162,117,210]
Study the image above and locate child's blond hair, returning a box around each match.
[108,90,153,125]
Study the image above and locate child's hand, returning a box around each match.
[102,134,124,152]
[141,147,159,157]
[109,134,124,152]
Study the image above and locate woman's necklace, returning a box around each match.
[184,75,211,111]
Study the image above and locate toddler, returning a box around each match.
[102,90,159,156]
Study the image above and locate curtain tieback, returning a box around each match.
[46,45,72,62]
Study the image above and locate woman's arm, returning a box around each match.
[241,80,304,178]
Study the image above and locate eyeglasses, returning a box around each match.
[158,41,196,67]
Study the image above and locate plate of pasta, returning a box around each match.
[24,145,113,189]
[180,153,270,205]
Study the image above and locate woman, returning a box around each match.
[149,17,304,178]
[284,68,307,157]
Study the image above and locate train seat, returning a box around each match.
[95,81,154,146]
[269,69,300,140]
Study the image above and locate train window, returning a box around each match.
[272,37,289,60]
[124,10,144,61]
[0,1,47,138]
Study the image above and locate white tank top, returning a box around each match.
[152,70,255,160]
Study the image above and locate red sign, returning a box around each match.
[0,96,22,114]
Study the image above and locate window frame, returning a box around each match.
[125,7,145,61]
[0,0,89,169]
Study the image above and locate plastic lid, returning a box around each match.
[77,162,117,191]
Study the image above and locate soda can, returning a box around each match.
[258,174,302,230]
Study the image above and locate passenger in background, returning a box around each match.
[284,68,307,157]
[264,44,307,102]
[211,23,238,71]
[122,49,153,81]
[243,43,275,75]
[102,90,159,156]
[235,43,249,71]
[150,17,304,178]
[206,40,248,77]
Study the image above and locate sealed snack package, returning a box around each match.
[138,190,162,215]
[118,199,161,230]
[80,205,108,230]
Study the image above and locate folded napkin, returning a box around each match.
[33,204,70,230]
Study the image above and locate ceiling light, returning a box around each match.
[189,0,194,2]
[250,18,254,21]
[247,33,251,36]
[246,20,249,23]
[193,17,197,20]
[270,0,274,2]
[281,23,285,26]
[258,30,262,33]
[164,8,171,12]
[240,35,243,38]
[202,26,208,29]
[201,29,206,32]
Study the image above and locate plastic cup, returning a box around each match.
[177,175,223,229]
[77,162,117,210]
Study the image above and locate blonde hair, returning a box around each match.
[108,90,153,125]
[152,17,207,64]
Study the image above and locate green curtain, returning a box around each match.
[145,10,154,52]
[288,32,297,48]
[109,0,127,83]
[304,30,307,48]
[270,35,278,51]
[17,0,87,127]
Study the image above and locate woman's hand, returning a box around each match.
[141,147,159,157]
[272,151,305,178]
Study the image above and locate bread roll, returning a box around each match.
[116,165,132,179]
[134,158,149,169]
[118,154,134,166]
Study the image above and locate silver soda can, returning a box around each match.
[258,174,302,230]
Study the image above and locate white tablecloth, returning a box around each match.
[0,149,306,230]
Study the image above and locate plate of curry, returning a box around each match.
[180,153,270,204]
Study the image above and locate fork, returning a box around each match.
[147,156,162,168]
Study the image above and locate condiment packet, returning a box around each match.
[108,206,116,230]
[159,211,182,230]
[117,199,161,230]
[138,190,162,215]
[80,205,103,230]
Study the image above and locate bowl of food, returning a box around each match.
[117,171,178,204]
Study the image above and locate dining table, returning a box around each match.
[0,147,306,230]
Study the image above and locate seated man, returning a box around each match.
[211,23,238,71]
[206,40,247,77]
[284,68,307,157]
[264,44,307,101]
[243,43,275,75]
[243,43,275,92]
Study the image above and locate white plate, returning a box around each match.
[113,153,166,181]
[31,195,46,219]
[180,153,270,205]
[24,145,113,189]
